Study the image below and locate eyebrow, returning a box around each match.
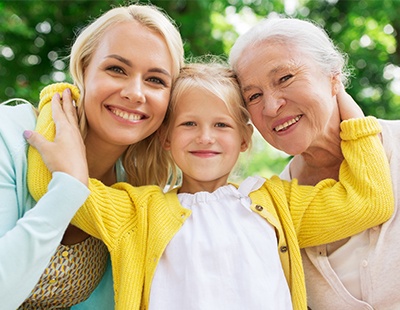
[106,54,171,77]
[242,65,288,93]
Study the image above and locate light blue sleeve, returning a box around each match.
[0,104,90,309]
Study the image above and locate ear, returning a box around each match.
[331,73,341,97]
[157,128,171,151]
[240,123,254,152]
[163,138,171,151]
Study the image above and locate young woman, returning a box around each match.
[26,61,393,310]
[229,16,400,309]
[0,4,184,309]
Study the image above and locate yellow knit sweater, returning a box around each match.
[28,83,394,310]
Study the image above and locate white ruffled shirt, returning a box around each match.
[149,176,292,310]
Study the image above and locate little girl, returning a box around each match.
[25,61,393,310]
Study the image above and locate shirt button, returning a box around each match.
[280,246,288,253]
[255,205,263,211]
[49,279,57,284]
[61,251,69,257]
[362,260,368,267]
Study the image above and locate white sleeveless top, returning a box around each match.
[149,176,292,310]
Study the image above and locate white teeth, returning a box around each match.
[112,109,141,121]
[274,115,301,132]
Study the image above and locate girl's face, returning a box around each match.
[235,40,340,156]
[83,20,173,154]
[164,87,249,194]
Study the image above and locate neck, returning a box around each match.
[85,139,127,186]
[178,176,229,194]
[291,141,343,186]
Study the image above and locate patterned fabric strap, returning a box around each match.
[18,236,108,309]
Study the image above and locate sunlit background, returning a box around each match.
[1,0,399,180]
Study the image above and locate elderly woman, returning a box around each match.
[229,16,400,310]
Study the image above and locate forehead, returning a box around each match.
[236,39,314,85]
[93,20,172,66]
[175,86,229,114]
[238,40,300,71]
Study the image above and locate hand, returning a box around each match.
[336,84,365,121]
[24,88,89,186]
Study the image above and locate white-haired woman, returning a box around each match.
[230,15,399,310]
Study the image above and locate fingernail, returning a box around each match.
[65,88,71,94]
[23,130,33,139]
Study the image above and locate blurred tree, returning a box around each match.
[298,0,400,119]
[0,0,286,104]
[1,0,399,178]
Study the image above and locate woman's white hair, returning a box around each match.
[229,15,350,85]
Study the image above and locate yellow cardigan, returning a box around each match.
[28,83,394,310]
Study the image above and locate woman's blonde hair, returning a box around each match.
[69,4,184,188]
[161,58,253,187]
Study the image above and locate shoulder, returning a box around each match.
[378,118,400,163]
[0,103,37,155]
[0,103,37,133]
[379,118,400,136]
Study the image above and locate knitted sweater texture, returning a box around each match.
[27,83,394,310]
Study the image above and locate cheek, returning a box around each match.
[153,92,171,115]
[83,95,95,116]
[248,107,265,129]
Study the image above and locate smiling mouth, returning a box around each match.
[274,115,302,132]
[108,106,145,121]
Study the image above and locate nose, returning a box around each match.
[120,77,145,103]
[262,92,285,117]
[196,127,215,145]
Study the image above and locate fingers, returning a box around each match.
[24,130,50,154]
[52,88,79,127]
[336,86,364,121]
[61,88,79,125]
[24,87,88,185]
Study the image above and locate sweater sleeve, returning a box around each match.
[280,116,394,247]
[0,104,90,309]
[71,181,162,251]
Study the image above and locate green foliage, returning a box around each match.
[1,0,399,178]
[299,0,400,119]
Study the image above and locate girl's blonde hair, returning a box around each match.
[69,4,184,188]
[161,58,253,186]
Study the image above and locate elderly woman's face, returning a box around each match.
[235,40,339,155]
[83,20,173,152]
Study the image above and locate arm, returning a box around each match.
[0,104,89,309]
[284,116,394,247]
[25,83,159,251]
[70,181,162,250]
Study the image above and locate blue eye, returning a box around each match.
[249,93,261,102]
[280,74,293,82]
[148,77,166,86]
[106,66,124,74]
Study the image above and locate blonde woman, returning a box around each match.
[0,4,183,309]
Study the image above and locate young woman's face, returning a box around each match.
[235,40,339,156]
[164,87,249,194]
[83,20,173,153]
